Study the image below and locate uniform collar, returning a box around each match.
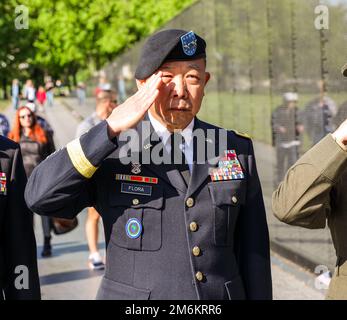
[148,110,194,146]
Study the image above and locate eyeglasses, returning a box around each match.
[19,114,32,119]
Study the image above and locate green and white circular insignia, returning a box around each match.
[125,218,142,239]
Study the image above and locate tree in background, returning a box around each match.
[0,0,196,98]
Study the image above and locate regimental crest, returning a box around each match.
[181,31,197,56]
[131,162,141,174]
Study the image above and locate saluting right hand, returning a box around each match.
[106,72,163,138]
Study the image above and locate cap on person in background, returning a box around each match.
[283,92,298,103]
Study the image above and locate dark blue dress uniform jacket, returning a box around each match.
[25,117,272,300]
[0,136,40,299]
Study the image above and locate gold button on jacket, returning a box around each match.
[186,197,194,208]
[189,221,198,232]
[195,271,204,281]
[192,246,201,256]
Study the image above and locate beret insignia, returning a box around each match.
[181,31,197,56]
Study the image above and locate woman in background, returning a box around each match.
[8,106,56,257]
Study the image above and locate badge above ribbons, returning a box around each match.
[210,150,244,182]
[181,31,197,56]
[131,162,141,174]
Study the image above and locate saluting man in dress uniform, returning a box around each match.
[25,29,272,300]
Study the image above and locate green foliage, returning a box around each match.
[0,1,35,82]
[1,0,346,94]
[0,0,196,88]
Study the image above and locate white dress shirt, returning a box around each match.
[148,111,194,173]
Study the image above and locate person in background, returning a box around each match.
[117,75,127,103]
[75,89,118,270]
[271,92,304,185]
[76,82,86,106]
[304,80,337,146]
[26,102,55,146]
[11,79,20,110]
[55,79,68,96]
[8,106,56,257]
[0,114,10,137]
[23,79,36,103]
[94,76,111,96]
[36,86,46,113]
[45,80,55,107]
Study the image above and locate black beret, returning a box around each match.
[135,29,206,80]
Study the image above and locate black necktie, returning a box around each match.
[170,132,190,186]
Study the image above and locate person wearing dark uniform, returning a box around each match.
[0,135,40,299]
[25,29,272,300]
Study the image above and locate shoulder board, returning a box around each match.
[231,130,252,139]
